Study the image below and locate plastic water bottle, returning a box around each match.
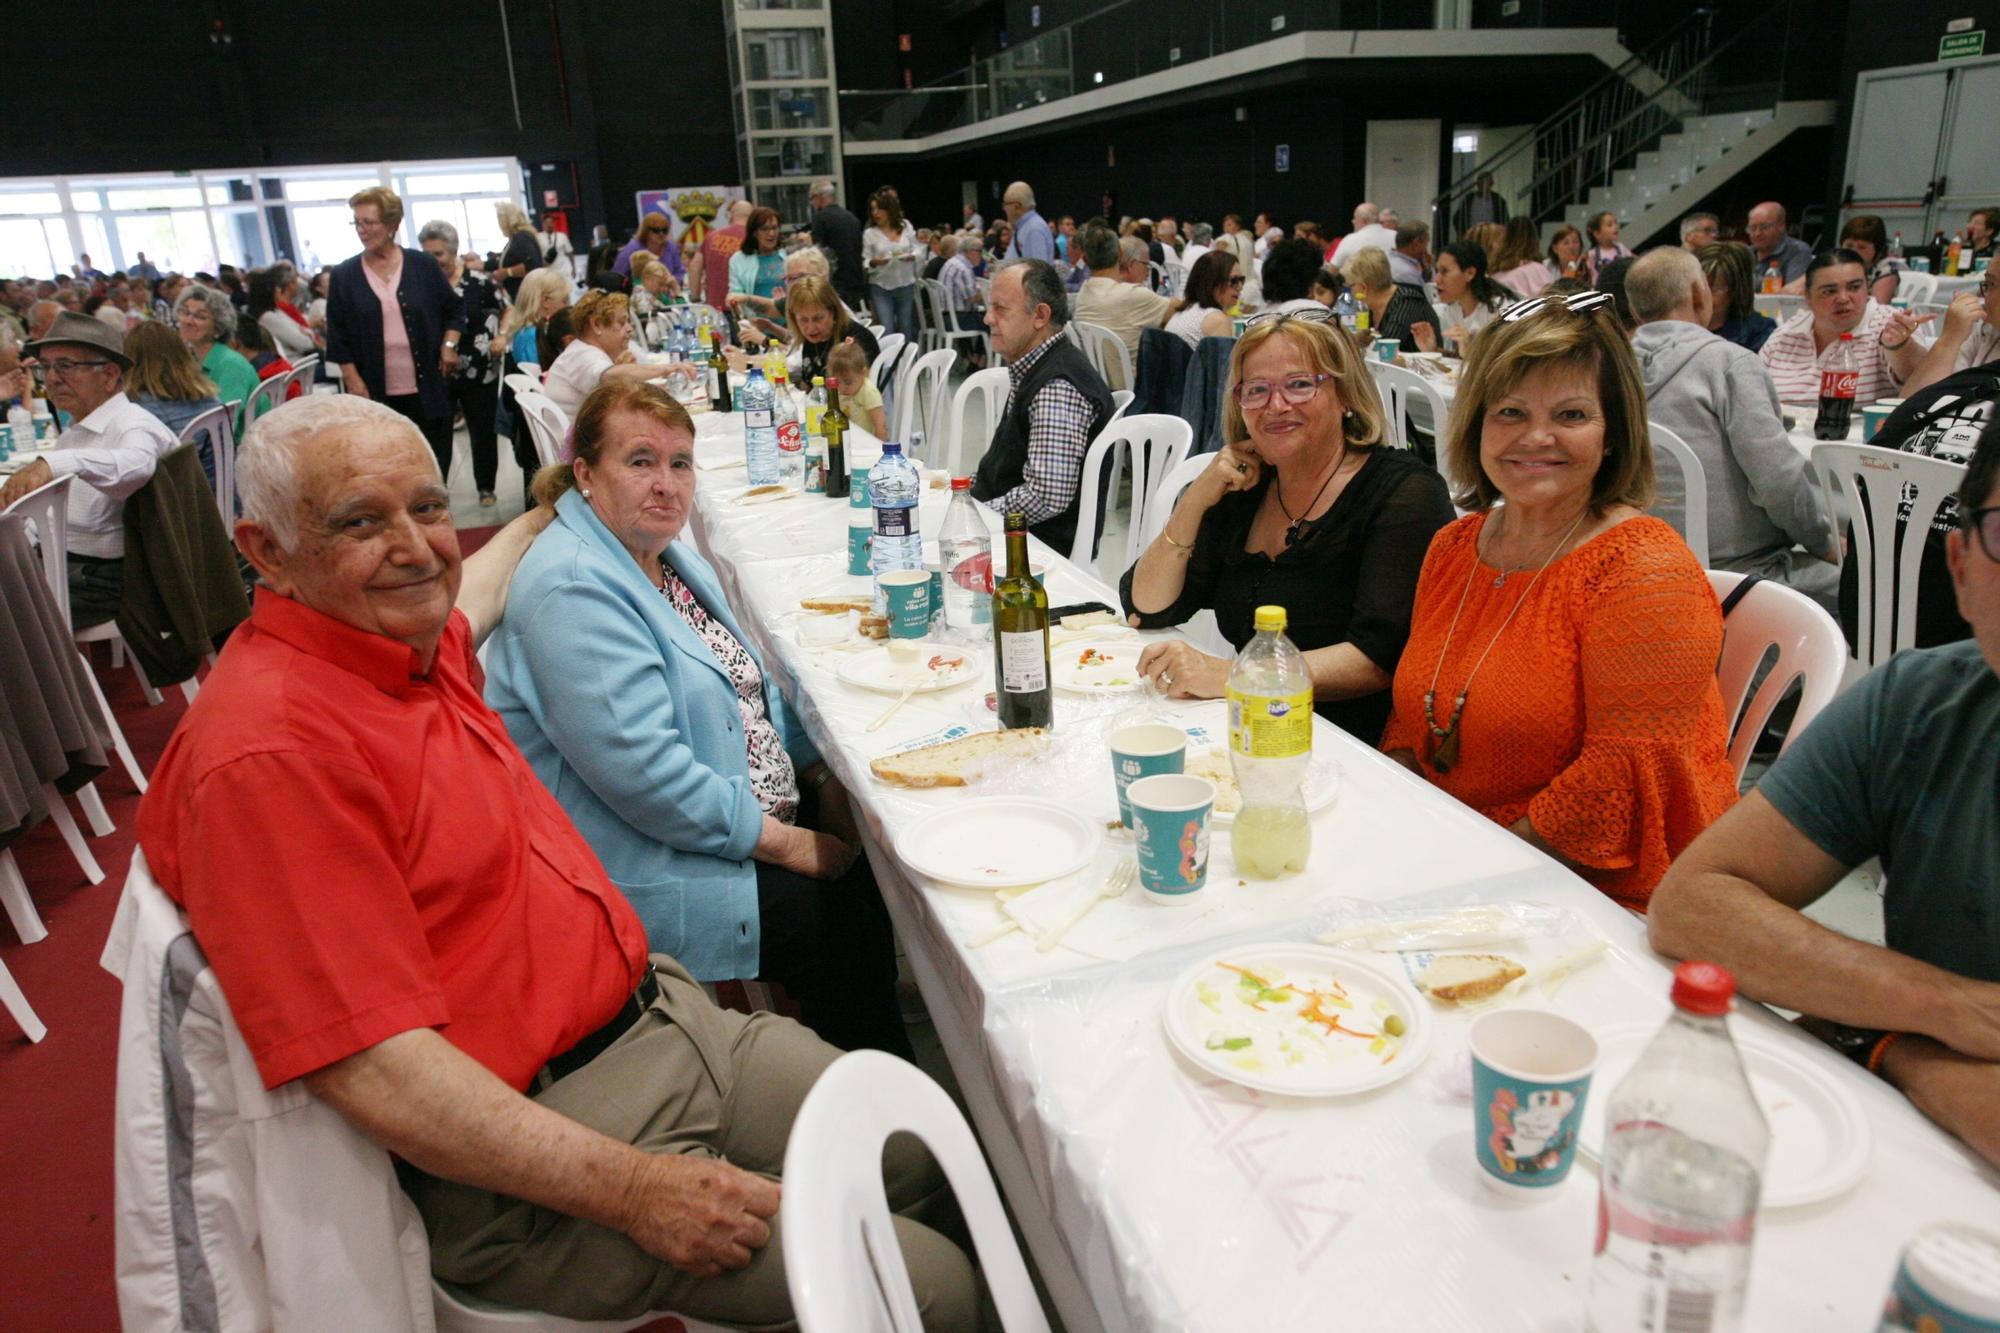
[869,441,923,612]
[773,367,804,489]
[5,400,32,457]
[938,477,994,641]
[1227,605,1312,879]
[740,367,779,485]
[1587,962,1770,1333]
[1335,287,1357,332]
[803,377,829,494]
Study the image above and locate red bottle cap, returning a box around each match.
[951,476,971,490]
[1839,332,1855,340]
[1670,961,1736,1016]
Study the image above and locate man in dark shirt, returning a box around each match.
[807,178,866,313]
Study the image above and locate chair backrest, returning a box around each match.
[242,371,289,426]
[1706,571,1848,783]
[871,332,908,388]
[894,348,957,458]
[4,474,74,628]
[1140,451,1220,551]
[514,389,573,469]
[1369,361,1457,487]
[1647,421,1710,566]
[1068,320,1133,392]
[288,353,321,391]
[1109,388,1135,423]
[943,366,1011,478]
[781,1051,1051,1333]
[178,403,237,525]
[503,370,543,399]
[1897,269,1940,304]
[1068,413,1195,571]
[1815,441,1968,669]
[1147,260,1168,294]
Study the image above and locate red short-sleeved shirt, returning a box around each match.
[136,590,649,1091]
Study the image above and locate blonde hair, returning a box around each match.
[826,340,871,390]
[496,201,534,237]
[347,186,403,229]
[630,251,663,286]
[1221,317,1386,452]
[531,380,696,508]
[1443,301,1654,514]
[570,290,630,337]
[501,267,570,340]
[1338,246,1392,295]
[784,274,856,346]
[124,321,217,402]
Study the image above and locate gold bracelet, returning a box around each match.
[1161,529,1195,552]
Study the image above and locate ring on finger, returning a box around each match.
[1162,671,1175,687]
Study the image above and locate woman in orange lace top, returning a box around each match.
[1381,291,1738,909]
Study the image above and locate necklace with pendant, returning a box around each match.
[1421,507,1589,774]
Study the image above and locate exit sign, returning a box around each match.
[1941,30,1986,59]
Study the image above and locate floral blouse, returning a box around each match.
[659,562,801,823]
[452,268,504,386]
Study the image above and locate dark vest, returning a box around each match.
[972,331,1115,555]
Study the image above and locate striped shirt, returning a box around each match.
[1757,300,1914,405]
[987,329,1096,524]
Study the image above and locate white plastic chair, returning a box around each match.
[782,1051,1051,1333]
[1368,360,1458,488]
[927,278,990,362]
[1108,388,1135,423]
[1069,414,1194,575]
[1814,441,1968,672]
[893,349,957,461]
[1141,451,1219,551]
[433,1281,716,1332]
[241,370,290,427]
[870,332,908,390]
[1896,270,1940,305]
[7,473,148,793]
[1068,321,1133,392]
[0,887,44,1038]
[942,366,1010,479]
[504,370,544,399]
[1648,421,1711,566]
[179,403,236,525]
[1707,571,1847,784]
[515,389,574,469]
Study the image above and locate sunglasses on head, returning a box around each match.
[1244,305,1336,329]
[1497,289,1617,323]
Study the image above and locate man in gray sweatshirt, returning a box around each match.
[1626,247,1841,610]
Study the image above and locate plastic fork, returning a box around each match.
[1035,859,1137,952]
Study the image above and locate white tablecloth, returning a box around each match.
[681,405,1996,1331]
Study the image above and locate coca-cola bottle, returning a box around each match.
[1815,332,1858,441]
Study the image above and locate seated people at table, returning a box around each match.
[1415,240,1511,357]
[726,206,787,327]
[1389,220,1432,288]
[1582,211,1633,283]
[175,282,259,432]
[1647,421,2000,1169]
[1966,206,2000,264]
[1593,255,1639,332]
[133,393,976,1327]
[1490,217,1554,299]
[827,340,888,439]
[1837,214,1903,307]
[1340,246,1435,354]
[484,381,909,1059]
[1759,250,1929,406]
[1162,250,1242,348]
[0,312,176,627]
[940,234,987,333]
[1696,242,1778,353]
[1123,314,1453,742]
[233,319,300,401]
[1748,200,1814,290]
[782,275,880,390]
[1679,212,1721,252]
[612,210,684,295]
[497,267,570,490]
[249,266,320,359]
[1075,226,1171,375]
[923,232,952,283]
[1627,248,1840,606]
[1381,292,1739,911]
[1257,236,1333,319]
[541,291,694,417]
[1898,264,2000,398]
[973,259,1116,554]
[628,252,673,321]
[1545,224,1586,284]
[123,322,226,485]
[1310,267,1344,308]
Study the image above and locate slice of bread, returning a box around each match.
[801,593,875,614]
[858,614,889,640]
[1418,953,1526,1004]
[1058,609,1121,631]
[869,727,1050,788]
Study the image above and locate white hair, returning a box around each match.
[174,284,237,340]
[1004,180,1036,208]
[237,395,434,550]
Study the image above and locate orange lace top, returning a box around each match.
[1381,513,1738,910]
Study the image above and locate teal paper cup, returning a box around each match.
[1862,403,1897,443]
[1374,338,1400,363]
[879,569,932,638]
[1126,774,1214,902]
[1468,1009,1598,1193]
[849,465,871,508]
[847,521,872,576]
[1109,723,1186,829]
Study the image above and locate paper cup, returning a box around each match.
[1109,724,1187,829]
[1374,338,1400,363]
[847,521,872,576]
[1126,774,1214,902]
[1862,403,1898,443]
[1913,255,1933,273]
[1468,1009,1598,1193]
[849,464,872,508]
[879,569,933,638]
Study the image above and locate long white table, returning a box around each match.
[682,405,1995,1330]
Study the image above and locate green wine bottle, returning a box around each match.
[705,326,733,412]
[992,510,1052,729]
[822,375,849,499]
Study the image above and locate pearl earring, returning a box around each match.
[581,488,592,497]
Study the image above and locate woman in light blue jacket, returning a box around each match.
[484,379,908,1056]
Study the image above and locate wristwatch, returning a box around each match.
[1825,1022,1888,1068]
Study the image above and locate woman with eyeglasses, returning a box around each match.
[1338,246,1438,353]
[1162,251,1243,348]
[1122,316,1454,741]
[1381,295,1738,910]
[1758,248,1930,406]
[726,206,787,325]
[174,283,259,435]
[1414,240,1511,357]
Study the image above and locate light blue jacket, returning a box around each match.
[484,488,820,980]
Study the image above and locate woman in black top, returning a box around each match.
[785,275,881,388]
[1122,314,1454,741]
[494,202,544,300]
[1339,245,1436,353]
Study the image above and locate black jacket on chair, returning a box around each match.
[117,444,250,686]
[324,247,466,422]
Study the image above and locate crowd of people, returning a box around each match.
[7,170,1998,1328]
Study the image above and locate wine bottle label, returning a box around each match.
[875,506,915,537]
[1228,687,1313,759]
[744,409,772,429]
[999,630,1048,692]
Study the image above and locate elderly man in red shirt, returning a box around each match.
[134,394,977,1327]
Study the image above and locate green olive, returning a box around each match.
[1384,1013,1406,1038]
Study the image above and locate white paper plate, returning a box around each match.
[1578,1022,1873,1208]
[1052,640,1147,693]
[1164,944,1432,1097]
[897,798,1102,888]
[835,644,980,694]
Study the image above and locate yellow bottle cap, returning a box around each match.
[1254,605,1287,633]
